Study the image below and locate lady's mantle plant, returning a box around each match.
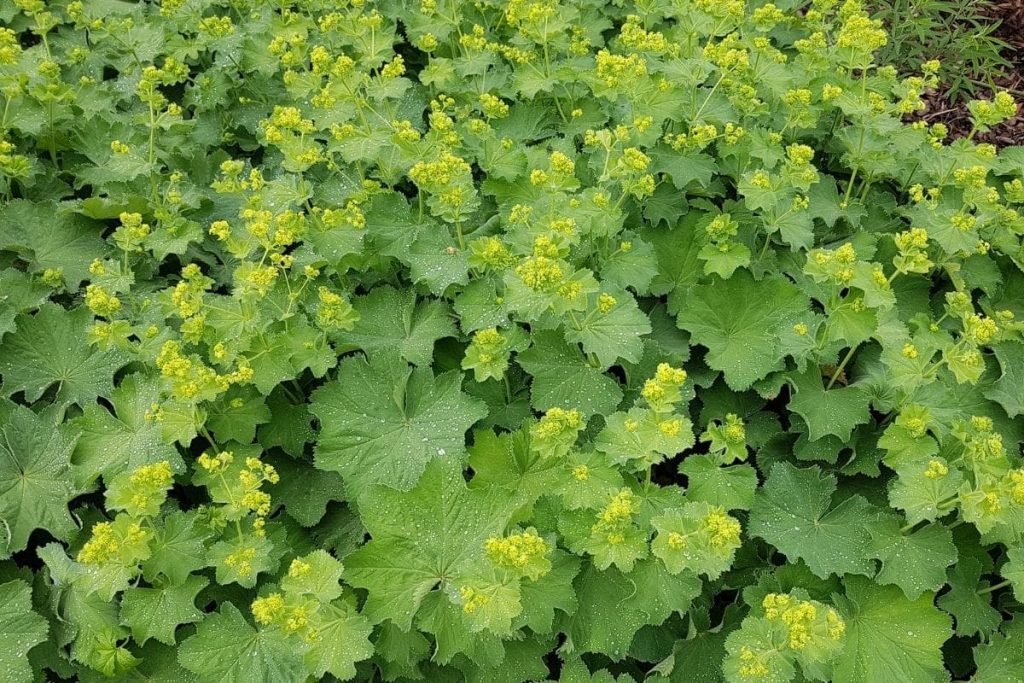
[1,0,1024,681]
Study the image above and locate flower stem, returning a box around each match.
[976,579,1011,595]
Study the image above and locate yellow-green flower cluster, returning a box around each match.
[197,449,234,472]
[463,327,512,382]
[701,413,748,463]
[694,0,745,24]
[252,554,329,645]
[835,11,887,59]
[762,593,845,649]
[893,227,932,274]
[924,459,949,480]
[955,416,1005,469]
[0,134,30,178]
[591,488,640,546]
[704,508,742,548]
[112,212,150,252]
[968,91,1018,131]
[531,407,584,458]
[459,586,491,614]
[703,213,740,254]
[805,242,857,285]
[651,503,742,578]
[703,33,750,73]
[484,528,551,580]
[41,268,63,287]
[197,451,279,538]
[0,27,21,64]
[751,2,786,30]
[197,15,234,38]
[137,58,189,111]
[223,546,259,580]
[170,264,212,320]
[315,287,359,331]
[262,105,316,141]
[479,93,510,119]
[78,516,149,566]
[618,16,674,55]
[85,284,122,318]
[106,461,175,518]
[469,236,516,270]
[962,314,999,346]
[666,124,720,152]
[641,363,688,412]
[594,50,647,89]
[156,340,249,401]
[516,235,566,291]
[735,647,771,679]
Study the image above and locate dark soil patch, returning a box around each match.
[917,1,1024,146]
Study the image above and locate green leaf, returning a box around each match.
[0,268,50,341]
[266,453,345,527]
[85,640,193,683]
[0,404,78,555]
[601,236,659,294]
[205,389,271,444]
[877,422,940,470]
[468,427,561,508]
[462,635,552,683]
[596,408,695,468]
[415,590,504,665]
[453,278,511,333]
[244,326,331,395]
[344,458,513,630]
[0,304,126,407]
[341,286,456,366]
[643,182,688,229]
[406,231,470,294]
[304,602,374,679]
[674,272,808,390]
[723,617,794,683]
[72,373,181,487]
[679,456,757,511]
[563,292,651,367]
[560,558,700,660]
[833,575,952,683]
[0,580,48,683]
[787,368,872,442]
[141,510,210,586]
[868,515,956,599]
[651,147,717,189]
[517,331,623,418]
[0,200,106,286]
[209,533,275,588]
[972,617,1024,683]
[258,391,314,458]
[986,342,1024,418]
[669,631,728,683]
[699,241,751,280]
[119,575,208,646]
[749,463,877,578]
[517,551,580,634]
[283,549,346,602]
[644,218,702,316]
[937,556,1001,638]
[651,503,740,579]
[311,351,487,492]
[887,459,961,525]
[1004,547,1024,602]
[178,602,306,683]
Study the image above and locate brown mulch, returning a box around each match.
[916,0,1024,147]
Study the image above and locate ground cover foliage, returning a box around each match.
[3,0,1024,681]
